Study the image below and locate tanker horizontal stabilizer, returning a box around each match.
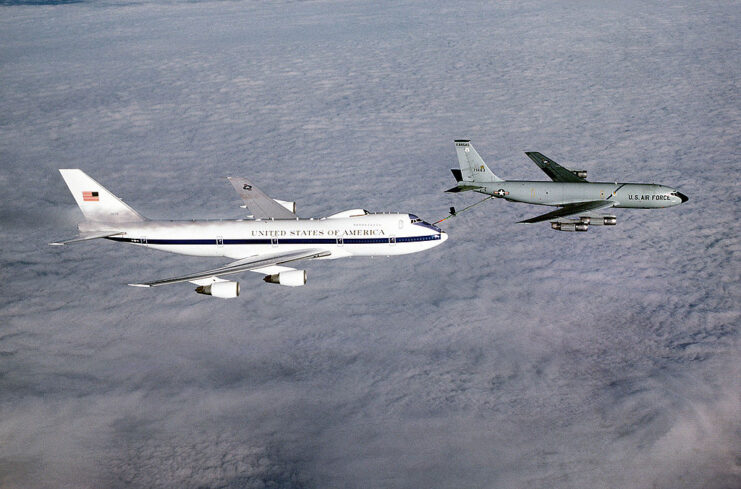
[445,184,483,193]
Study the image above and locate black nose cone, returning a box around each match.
[677,192,689,203]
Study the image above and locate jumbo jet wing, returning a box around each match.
[227,177,297,219]
[129,248,330,287]
[519,200,615,223]
[525,152,587,183]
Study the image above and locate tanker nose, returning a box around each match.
[670,191,688,204]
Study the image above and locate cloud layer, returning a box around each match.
[1,1,739,488]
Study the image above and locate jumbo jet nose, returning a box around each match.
[676,192,689,203]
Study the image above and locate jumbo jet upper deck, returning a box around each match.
[51,170,446,298]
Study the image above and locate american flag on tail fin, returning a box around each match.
[82,191,99,202]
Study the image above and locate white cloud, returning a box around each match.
[0,0,739,488]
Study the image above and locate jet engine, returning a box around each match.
[551,221,588,232]
[571,170,588,179]
[582,215,617,226]
[263,270,307,287]
[195,281,240,298]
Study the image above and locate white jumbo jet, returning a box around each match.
[51,170,447,298]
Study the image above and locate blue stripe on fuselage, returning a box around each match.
[107,235,441,245]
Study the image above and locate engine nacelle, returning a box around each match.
[263,270,307,287]
[274,199,296,214]
[551,221,588,232]
[195,281,240,298]
[571,170,588,179]
[584,215,617,226]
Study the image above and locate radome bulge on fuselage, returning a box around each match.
[52,170,446,298]
[446,140,687,231]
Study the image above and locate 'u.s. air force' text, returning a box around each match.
[628,194,671,201]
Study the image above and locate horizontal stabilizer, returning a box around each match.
[519,200,615,223]
[49,231,123,246]
[445,184,483,193]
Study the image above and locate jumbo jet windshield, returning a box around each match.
[409,214,442,233]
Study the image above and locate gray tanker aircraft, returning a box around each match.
[51,170,446,298]
[446,140,687,231]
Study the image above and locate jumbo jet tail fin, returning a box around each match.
[453,140,504,184]
[59,169,145,223]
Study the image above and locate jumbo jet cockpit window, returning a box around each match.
[409,214,442,232]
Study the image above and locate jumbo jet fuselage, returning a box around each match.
[80,212,445,260]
